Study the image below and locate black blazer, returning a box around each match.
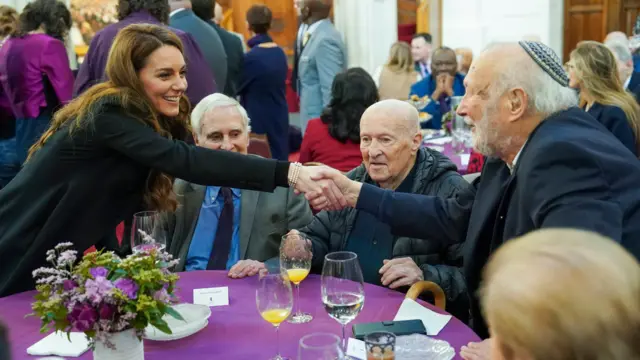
[0,101,289,297]
[355,107,640,338]
[170,9,228,95]
[208,20,244,97]
[587,102,637,156]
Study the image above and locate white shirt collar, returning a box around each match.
[507,143,526,173]
[624,74,632,90]
[170,8,187,17]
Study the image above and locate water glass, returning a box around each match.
[131,211,167,254]
[321,252,365,351]
[297,333,345,360]
[364,332,396,360]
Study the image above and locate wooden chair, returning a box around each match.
[247,134,272,158]
[406,281,446,310]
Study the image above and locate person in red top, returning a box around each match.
[299,67,379,172]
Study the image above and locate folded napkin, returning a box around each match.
[460,154,470,167]
[27,331,90,357]
[393,298,452,336]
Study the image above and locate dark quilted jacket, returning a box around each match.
[301,147,470,320]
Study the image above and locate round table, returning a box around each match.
[0,271,479,359]
[422,140,469,175]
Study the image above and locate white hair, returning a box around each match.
[484,43,578,118]
[190,93,251,134]
[604,31,629,46]
[606,40,633,63]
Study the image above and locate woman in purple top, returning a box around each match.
[0,0,73,172]
[0,5,18,189]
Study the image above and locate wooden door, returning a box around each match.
[564,0,608,60]
[225,0,298,56]
[620,0,640,34]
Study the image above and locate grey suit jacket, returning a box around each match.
[170,9,228,93]
[298,19,347,131]
[167,179,314,271]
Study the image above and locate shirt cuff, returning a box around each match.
[355,183,386,215]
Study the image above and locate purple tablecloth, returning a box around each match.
[423,140,469,175]
[0,271,479,359]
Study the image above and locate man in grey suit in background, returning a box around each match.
[169,0,228,93]
[296,0,347,132]
[166,94,313,277]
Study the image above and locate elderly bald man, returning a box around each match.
[311,41,640,350]
[299,99,470,319]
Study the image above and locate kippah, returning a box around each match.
[518,40,569,87]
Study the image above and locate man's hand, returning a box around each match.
[443,74,454,97]
[228,260,265,279]
[379,257,424,289]
[461,339,492,360]
[432,74,446,100]
[292,165,347,211]
[309,167,363,209]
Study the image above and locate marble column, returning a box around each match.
[333,0,398,75]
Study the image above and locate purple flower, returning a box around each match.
[114,278,138,299]
[89,267,108,279]
[98,303,116,320]
[85,276,114,304]
[63,280,78,291]
[67,303,98,332]
[153,288,171,303]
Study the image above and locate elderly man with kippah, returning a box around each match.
[309,41,640,358]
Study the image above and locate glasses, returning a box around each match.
[256,270,294,360]
[280,232,313,324]
[297,333,345,360]
[131,211,167,254]
[364,332,396,360]
[321,252,365,351]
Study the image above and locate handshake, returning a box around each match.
[288,165,363,211]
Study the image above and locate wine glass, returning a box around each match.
[298,333,345,360]
[280,232,313,324]
[257,269,294,360]
[131,211,167,254]
[321,252,365,351]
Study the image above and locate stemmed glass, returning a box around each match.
[298,333,345,360]
[257,269,294,360]
[321,252,365,351]
[280,232,313,324]
[131,211,167,254]
[450,96,472,154]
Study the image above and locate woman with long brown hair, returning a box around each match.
[567,41,640,156]
[0,24,340,297]
[373,41,420,100]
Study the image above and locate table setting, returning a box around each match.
[0,214,480,360]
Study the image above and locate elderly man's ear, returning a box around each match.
[507,88,528,122]
[411,131,423,152]
[191,131,199,145]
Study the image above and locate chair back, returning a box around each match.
[248,134,272,158]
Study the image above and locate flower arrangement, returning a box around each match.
[31,242,182,347]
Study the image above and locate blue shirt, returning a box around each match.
[185,187,242,271]
[409,73,466,129]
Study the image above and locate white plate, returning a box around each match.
[144,303,211,341]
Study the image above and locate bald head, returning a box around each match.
[362,99,420,136]
[605,31,629,46]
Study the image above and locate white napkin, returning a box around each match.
[27,331,90,357]
[423,136,452,145]
[460,154,470,167]
[393,298,452,336]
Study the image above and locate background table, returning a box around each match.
[422,139,470,175]
[1,271,479,359]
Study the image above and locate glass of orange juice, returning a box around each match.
[256,269,293,360]
[280,231,313,324]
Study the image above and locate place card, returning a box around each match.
[460,153,471,167]
[346,337,366,359]
[193,287,229,307]
[393,298,452,336]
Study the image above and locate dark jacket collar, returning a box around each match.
[124,10,162,24]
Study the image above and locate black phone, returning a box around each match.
[352,320,427,340]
